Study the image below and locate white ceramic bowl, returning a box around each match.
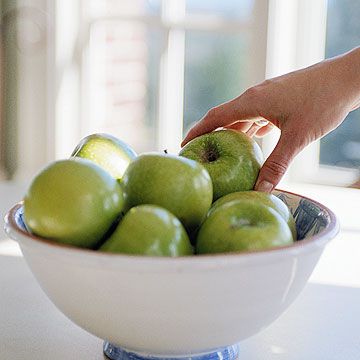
[4,190,339,358]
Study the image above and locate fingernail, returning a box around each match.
[256,180,273,193]
[254,119,269,127]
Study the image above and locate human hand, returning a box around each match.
[182,47,360,192]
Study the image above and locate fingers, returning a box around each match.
[225,121,253,133]
[227,120,273,138]
[253,123,274,137]
[254,132,302,192]
[181,90,260,146]
[246,123,262,137]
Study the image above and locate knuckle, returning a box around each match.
[206,107,218,118]
[243,86,260,100]
[260,79,273,88]
[264,158,288,178]
[242,85,266,107]
[242,78,276,103]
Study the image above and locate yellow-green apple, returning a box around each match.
[209,191,297,239]
[179,129,263,200]
[24,158,124,248]
[122,153,213,231]
[100,205,193,256]
[196,200,293,254]
[71,133,137,181]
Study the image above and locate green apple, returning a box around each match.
[179,129,263,200]
[209,191,297,240]
[196,200,293,254]
[122,153,213,231]
[71,133,137,181]
[100,205,193,256]
[24,158,124,248]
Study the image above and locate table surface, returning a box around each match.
[1,181,360,360]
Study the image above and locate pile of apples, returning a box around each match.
[23,130,296,256]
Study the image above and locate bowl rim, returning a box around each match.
[4,189,340,265]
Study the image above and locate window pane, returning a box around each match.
[186,0,255,21]
[85,20,162,153]
[184,32,250,133]
[320,0,360,168]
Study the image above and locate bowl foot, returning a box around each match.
[103,342,239,360]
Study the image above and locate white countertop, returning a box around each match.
[1,181,360,360]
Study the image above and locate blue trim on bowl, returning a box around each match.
[103,342,240,360]
[274,192,329,240]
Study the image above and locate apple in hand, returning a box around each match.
[179,129,263,200]
[71,133,137,181]
[24,158,124,249]
[209,191,297,240]
[122,153,213,231]
[100,205,193,256]
[196,200,293,254]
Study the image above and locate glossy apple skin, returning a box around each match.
[122,153,213,231]
[179,129,263,200]
[100,205,193,256]
[71,133,137,181]
[209,191,297,240]
[196,200,293,254]
[24,158,124,249]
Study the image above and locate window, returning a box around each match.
[184,32,250,134]
[3,0,359,187]
[320,0,360,170]
[265,0,360,188]
[52,0,268,160]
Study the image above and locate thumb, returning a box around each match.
[255,133,301,192]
